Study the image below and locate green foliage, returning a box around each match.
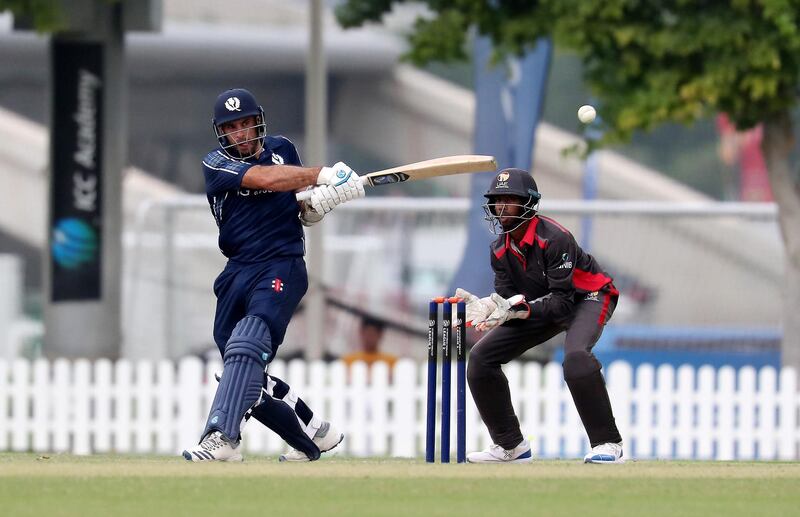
[0,0,124,33]
[0,0,64,31]
[406,10,470,63]
[335,0,800,146]
[335,0,396,27]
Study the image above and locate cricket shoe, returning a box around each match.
[182,431,243,462]
[466,439,532,464]
[583,442,624,464]
[279,421,344,462]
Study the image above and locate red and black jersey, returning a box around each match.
[490,215,614,324]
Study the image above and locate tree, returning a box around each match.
[0,0,65,32]
[0,0,122,32]
[337,0,800,370]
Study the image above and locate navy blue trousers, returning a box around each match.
[213,256,308,355]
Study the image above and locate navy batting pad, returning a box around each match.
[203,316,272,440]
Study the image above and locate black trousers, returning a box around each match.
[467,290,621,449]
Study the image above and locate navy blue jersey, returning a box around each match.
[202,136,305,263]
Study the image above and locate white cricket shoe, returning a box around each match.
[466,439,533,464]
[279,421,345,462]
[583,442,624,464]
[182,431,243,462]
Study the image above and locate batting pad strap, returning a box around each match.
[250,397,321,460]
[263,375,317,438]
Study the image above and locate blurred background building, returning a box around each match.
[0,0,782,368]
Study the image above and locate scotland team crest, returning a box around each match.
[224,97,241,111]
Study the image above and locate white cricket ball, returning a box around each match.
[578,105,596,124]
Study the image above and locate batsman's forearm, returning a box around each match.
[241,165,322,192]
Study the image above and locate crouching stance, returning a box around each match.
[458,168,623,465]
[182,88,363,461]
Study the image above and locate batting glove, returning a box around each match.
[333,173,366,202]
[299,206,325,227]
[307,185,342,215]
[475,293,529,332]
[317,161,356,187]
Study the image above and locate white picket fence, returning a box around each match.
[0,358,798,460]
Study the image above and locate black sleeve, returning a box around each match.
[527,231,577,323]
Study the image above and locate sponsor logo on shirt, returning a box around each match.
[272,278,284,292]
[584,291,599,302]
[557,253,573,269]
[237,188,270,196]
[236,154,283,196]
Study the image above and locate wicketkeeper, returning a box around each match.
[457,168,624,464]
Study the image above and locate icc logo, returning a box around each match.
[225,97,241,111]
[51,218,97,269]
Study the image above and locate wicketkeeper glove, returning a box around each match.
[454,287,497,327]
[475,293,529,332]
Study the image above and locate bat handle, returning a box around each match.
[296,189,313,202]
[295,176,369,202]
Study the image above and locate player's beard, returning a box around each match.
[236,141,255,155]
[499,210,523,231]
[500,213,531,235]
[500,217,516,231]
[232,139,262,159]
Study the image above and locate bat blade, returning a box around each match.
[296,155,497,201]
[362,155,497,186]
[366,172,410,186]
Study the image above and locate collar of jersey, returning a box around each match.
[520,216,540,247]
[502,216,539,249]
[495,216,539,262]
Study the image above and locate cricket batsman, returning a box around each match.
[457,168,624,464]
[182,88,364,462]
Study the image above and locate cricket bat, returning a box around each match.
[296,155,497,201]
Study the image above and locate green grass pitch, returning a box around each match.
[1,453,798,517]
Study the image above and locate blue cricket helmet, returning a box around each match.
[212,88,266,159]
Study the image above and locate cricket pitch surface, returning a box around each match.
[1,453,798,516]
